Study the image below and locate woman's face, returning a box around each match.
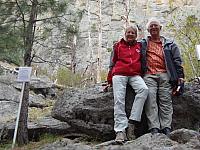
[125,28,137,42]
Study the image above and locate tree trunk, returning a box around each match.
[124,0,130,28]
[187,51,197,78]
[17,0,38,146]
[97,0,102,83]
[24,0,38,66]
[17,82,29,145]
[71,35,77,73]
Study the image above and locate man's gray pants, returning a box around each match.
[143,73,172,130]
[112,75,148,132]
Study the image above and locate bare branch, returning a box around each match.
[32,54,71,69]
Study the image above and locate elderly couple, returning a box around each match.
[107,18,185,143]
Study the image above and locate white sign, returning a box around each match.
[196,45,200,61]
[17,67,32,82]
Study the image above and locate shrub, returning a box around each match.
[56,67,83,87]
[100,69,108,82]
[0,49,23,66]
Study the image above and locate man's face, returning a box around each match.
[125,28,137,42]
[148,21,161,37]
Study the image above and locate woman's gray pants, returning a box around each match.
[112,75,148,132]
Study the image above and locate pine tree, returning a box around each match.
[0,0,68,146]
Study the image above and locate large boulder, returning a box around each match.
[52,85,115,141]
[52,83,200,141]
[172,83,200,131]
[51,84,148,141]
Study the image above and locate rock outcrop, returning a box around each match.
[38,128,200,150]
[172,83,200,131]
[52,85,116,141]
[52,83,200,141]
[0,75,70,142]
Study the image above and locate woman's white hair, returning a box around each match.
[125,25,138,33]
[146,17,162,29]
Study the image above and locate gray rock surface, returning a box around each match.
[0,75,70,142]
[52,85,116,141]
[0,116,72,142]
[38,129,200,150]
[0,81,47,124]
[33,0,200,78]
[51,84,148,140]
[172,83,200,131]
[52,83,200,141]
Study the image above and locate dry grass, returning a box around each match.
[28,106,53,121]
[28,99,55,121]
[0,133,62,150]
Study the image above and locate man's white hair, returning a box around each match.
[146,17,162,29]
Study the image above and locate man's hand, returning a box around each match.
[178,78,184,84]
[172,78,185,96]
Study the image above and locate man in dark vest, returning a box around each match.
[140,18,185,136]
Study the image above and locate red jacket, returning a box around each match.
[107,38,141,84]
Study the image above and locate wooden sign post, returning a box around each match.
[12,67,32,149]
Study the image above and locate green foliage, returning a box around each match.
[182,54,195,78]
[28,104,54,121]
[167,12,200,80]
[0,16,24,65]
[91,23,97,32]
[40,27,52,39]
[54,68,109,87]
[0,0,71,146]
[64,23,79,44]
[100,69,108,82]
[168,0,174,9]
[38,133,61,143]
[0,0,69,65]
[0,50,23,65]
[77,10,84,20]
[66,24,79,35]
[0,133,61,150]
[55,67,83,87]
[37,0,68,15]
[107,48,112,52]
[0,141,12,150]
[0,67,3,75]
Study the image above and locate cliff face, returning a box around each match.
[33,0,200,80]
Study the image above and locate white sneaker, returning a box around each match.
[115,131,127,144]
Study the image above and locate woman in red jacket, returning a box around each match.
[107,26,148,143]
